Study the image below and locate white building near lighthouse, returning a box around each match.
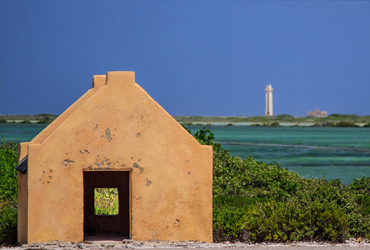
[265,84,273,116]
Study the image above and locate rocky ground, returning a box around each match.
[2,238,370,250]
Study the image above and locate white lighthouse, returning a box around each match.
[265,84,273,116]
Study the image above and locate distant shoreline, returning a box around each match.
[179,121,367,127]
[1,114,370,127]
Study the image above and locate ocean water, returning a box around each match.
[0,124,48,143]
[0,124,369,184]
[188,125,370,184]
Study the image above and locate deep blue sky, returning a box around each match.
[1,0,369,116]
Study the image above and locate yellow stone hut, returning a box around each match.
[17,72,213,244]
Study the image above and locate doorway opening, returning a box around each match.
[83,170,130,241]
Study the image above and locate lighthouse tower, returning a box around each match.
[265,84,273,116]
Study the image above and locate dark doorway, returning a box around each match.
[83,171,130,240]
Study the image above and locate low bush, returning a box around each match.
[181,122,193,126]
[37,120,51,124]
[0,140,18,246]
[276,114,295,122]
[94,188,119,215]
[261,122,279,127]
[192,127,370,243]
[214,197,348,243]
[334,121,359,127]
[311,122,335,127]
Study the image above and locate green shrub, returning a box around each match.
[311,122,335,127]
[363,123,370,128]
[276,114,295,122]
[261,122,279,127]
[0,141,18,246]
[276,114,294,119]
[94,188,119,215]
[328,113,342,118]
[334,121,359,127]
[193,127,370,242]
[213,196,348,243]
[37,120,51,124]
[349,177,370,217]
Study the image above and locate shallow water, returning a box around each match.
[188,125,370,184]
[0,123,48,142]
[0,124,369,184]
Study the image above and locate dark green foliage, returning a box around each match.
[349,177,370,217]
[334,121,359,127]
[181,122,194,126]
[0,140,18,246]
[270,122,279,127]
[311,122,335,127]
[311,121,359,127]
[20,120,31,124]
[328,114,359,119]
[262,122,279,127]
[276,114,294,119]
[363,123,370,128]
[174,114,370,124]
[37,120,51,124]
[0,119,7,123]
[276,114,295,122]
[192,127,370,243]
[214,197,348,242]
[342,114,360,119]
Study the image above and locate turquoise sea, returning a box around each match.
[187,125,370,185]
[1,124,369,184]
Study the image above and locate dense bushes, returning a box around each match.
[311,121,360,127]
[334,121,359,127]
[192,127,370,243]
[0,140,18,246]
[213,197,348,242]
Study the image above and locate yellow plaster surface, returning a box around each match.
[18,72,213,244]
